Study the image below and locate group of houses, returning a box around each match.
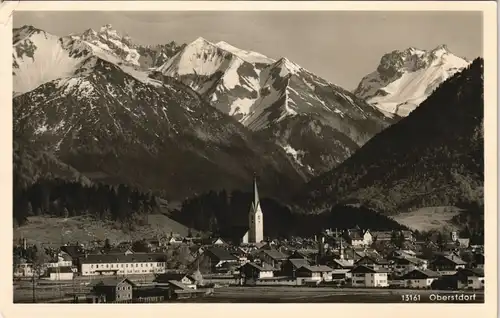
[13,178,484,293]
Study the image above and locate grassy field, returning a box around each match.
[185,286,484,303]
[391,206,462,232]
[14,282,484,304]
[13,214,196,246]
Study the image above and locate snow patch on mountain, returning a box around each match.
[160,37,232,76]
[354,45,470,117]
[13,28,89,94]
[215,41,275,64]
[74,24,140,66]
[281,144,304,167]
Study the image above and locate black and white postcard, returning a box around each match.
[1,1,497,318]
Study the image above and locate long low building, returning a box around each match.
[79,253,168,276]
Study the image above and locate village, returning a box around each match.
[13,179,485,303]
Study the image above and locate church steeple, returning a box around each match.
[253,173,260,210]
[245,173,264,244]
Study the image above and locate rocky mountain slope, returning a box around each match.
[13,26,308,201]
[158,37,393,175]
[295,58,484,215]
[354,45,470,117]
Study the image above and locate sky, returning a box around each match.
[14,11,483,90]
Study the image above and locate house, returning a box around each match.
[193,247,240,273]
[350,265,390,287]
[400,269,440,289]
[168,237,184,245]
[371,231,393,242]
[44,266,74,281]
[355,256,392,269]
[60,245,84,269]
[154,272,197,289]
[400,230,415,242]
[239,262,277,281]
[92,278,135,302]
[258,249,288,269]
[454,268,484,290]
[430,253,467,274]
[391,249,417,258]
[296,265,334,282]
[79,253,167,276]
[330,258,355,270]
[392,256,427,274]
[344,229,365,247]
[14,260,34,278]
[457,238,470,248]
[363,230,373,246]
[281,258,310,277]
[288,250,316,262]
[46,253,73,268]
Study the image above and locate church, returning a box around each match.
[241,175,264,244]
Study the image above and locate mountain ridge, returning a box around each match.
[294,58,484,217]
[354,45,470,117]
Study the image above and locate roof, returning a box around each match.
[46,266,73,274]
[93,278,135,288]
[243,262,277,272]
[457,268,484,277]
[371,231,393,239]
[59,252,73,261]
[331,259,355,268]
[154,272,189,283]
[356,256,391,265]
[80,253,167,264]
[287,258,310,269]
[441,254,467,265]
[401,269,441,279]
[205,247,238,261]
[299,265,333,273]
[261,249,288,261]
[348,230,364,240]
[168,280,190,290]
[393,256,425,265]
[350,265,391,274]
[60,245,84,258]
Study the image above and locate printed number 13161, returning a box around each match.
[401,294,421,302]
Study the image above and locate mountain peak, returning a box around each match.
[99,24,117,34]
[214,40,275,64]
[191,37,213,46]
[354,44,470,117]
[275,57,302,75]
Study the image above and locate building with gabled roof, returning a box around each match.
[91,278,135,302]
[296,265,334,282]
[400,269,440,288]
[350,265,390,287]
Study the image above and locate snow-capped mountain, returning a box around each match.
[158,37,393,174]
[354,45,470,117]
[295,59,484,216]
[13,25,166,95]
[71,24,140,66]
[13,26,308,200]
[13,26,92,95]
[136,42,186,69]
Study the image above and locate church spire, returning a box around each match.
[253,173,260,208]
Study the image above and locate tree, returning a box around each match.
[26,202,34,217]
[436,232,445,251]
[31,244,50,303]
[104,238,111,252]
